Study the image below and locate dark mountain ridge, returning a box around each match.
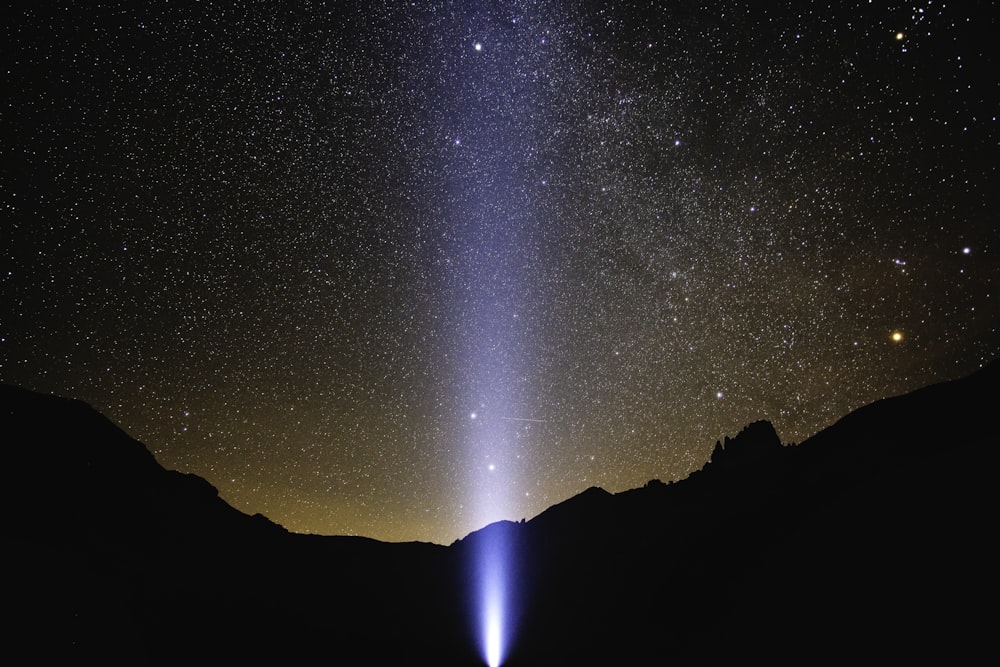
[3,362,997,664]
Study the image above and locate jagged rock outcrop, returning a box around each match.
[707,419,783,467]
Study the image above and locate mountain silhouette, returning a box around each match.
[3,362,997,665]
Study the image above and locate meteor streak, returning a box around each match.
[501,416,548,423]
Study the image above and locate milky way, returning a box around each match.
[3,1,997,543]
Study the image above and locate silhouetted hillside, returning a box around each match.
[1,384,468,665]
[3,362,997,665]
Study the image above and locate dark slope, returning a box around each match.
[456,362,999,665]
[1,384,470,665]
[3,362,997,665]
[2,384,285,547]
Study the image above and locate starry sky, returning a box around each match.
[3,1,997,544]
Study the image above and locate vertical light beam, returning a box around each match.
[474,517,514,667]
[444,6,554,663]
[484,566,504,667]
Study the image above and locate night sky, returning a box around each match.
[3,1,997,544]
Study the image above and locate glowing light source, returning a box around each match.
[484,583,503,667]
[475,524,513,667]
[891,331,904,342]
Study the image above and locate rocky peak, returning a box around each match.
[708,420,783,466]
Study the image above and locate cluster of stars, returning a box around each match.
[1,1,997,544]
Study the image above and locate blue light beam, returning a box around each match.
[472,518,517,667]
[441,6,557,663]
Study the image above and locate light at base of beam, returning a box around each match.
[485,601,503,667]
[477,528,510,667]
[483,581,503,667]
[486,614,503,667]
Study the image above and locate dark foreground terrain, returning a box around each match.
[3,362,996,665]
